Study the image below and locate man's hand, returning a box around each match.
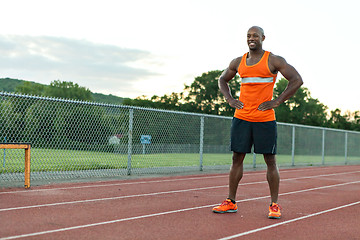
[228,98,244,109]
[258,100,280,111]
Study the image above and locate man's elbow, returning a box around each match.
[218,76,227,87]
[296,75,303,88]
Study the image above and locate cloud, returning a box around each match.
[0,35,159,95]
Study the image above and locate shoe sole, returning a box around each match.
[268,215,281,219]
[212,209,238,213]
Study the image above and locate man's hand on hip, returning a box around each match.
[228,98,244,109]
[258,100,280,111]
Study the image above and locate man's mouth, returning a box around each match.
[249,42,256,47]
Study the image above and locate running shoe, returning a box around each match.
[212,199,238,213]
[268,202,281,219]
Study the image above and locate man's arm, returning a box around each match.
[258,55,303,111]
[218,57,243,109]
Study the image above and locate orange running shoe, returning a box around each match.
[268,202,281,219]
[212,199,238,213]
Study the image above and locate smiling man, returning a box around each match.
[213,26,303,219]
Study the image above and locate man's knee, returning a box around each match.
[264,154,277,166]
[232,152,245,165]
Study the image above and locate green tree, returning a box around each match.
[123,70,240,115]
[15,81,45,96]
[15,80,93,101]
[327,109,354,130]
[123,94,181,110]
[351,111,360,131]
[273,78,328,126]
[183,70,240,115]
[44,80,93,101]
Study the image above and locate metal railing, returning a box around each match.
[1,92,359,184]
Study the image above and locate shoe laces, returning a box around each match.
[221,199,232,206]
[270,203,281,211]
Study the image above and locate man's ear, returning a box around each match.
[262,35,266,41]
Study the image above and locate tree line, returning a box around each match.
[7,72,360,131]
[0,78,126,105]
[14,80,93,101]
[123,70,360,131]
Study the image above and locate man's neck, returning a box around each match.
[249,48,264,57]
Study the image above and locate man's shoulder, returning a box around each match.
[234,51,249,61]
[229,56,243,70]
[268,52,287,68]
[233,55,243,62]
[268,52,286,62]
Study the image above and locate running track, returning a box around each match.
[1,165,359,240]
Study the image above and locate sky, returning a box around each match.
[0,0,359,112]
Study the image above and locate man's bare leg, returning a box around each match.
[263,154,280,203]
[228,152,246,201]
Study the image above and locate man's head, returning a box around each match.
[247,26,265,51]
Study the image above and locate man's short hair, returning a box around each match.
[249,26,264,36]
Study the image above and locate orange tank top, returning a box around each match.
[234,51,277,122]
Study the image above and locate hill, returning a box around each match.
[0,78,26,92]
[0,78,127,105]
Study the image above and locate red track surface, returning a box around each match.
[1,165,360,240]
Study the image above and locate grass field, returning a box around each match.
[1,147,359,174]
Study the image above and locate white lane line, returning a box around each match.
[0,185,227,212]
[1,171,360,212]
[218,201,360,240]
[0,204,214,240]
[1,166,352,194]
[1,181,359,240]
[0,174,233,194]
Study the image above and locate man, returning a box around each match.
[213,26,303,219]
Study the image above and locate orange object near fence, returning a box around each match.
[0,143,31,189]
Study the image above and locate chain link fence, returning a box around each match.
[1,92,360,185]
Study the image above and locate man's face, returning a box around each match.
[247,28,264,50]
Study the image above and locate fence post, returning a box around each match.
[127,108,134,175]
[199,116,204,171]
[253,153,256,168]
[322,129,325,165]
[291,126,295,166]
[345,132,348,165]
[2,137,6,167]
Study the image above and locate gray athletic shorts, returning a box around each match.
[230,117,277,154]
